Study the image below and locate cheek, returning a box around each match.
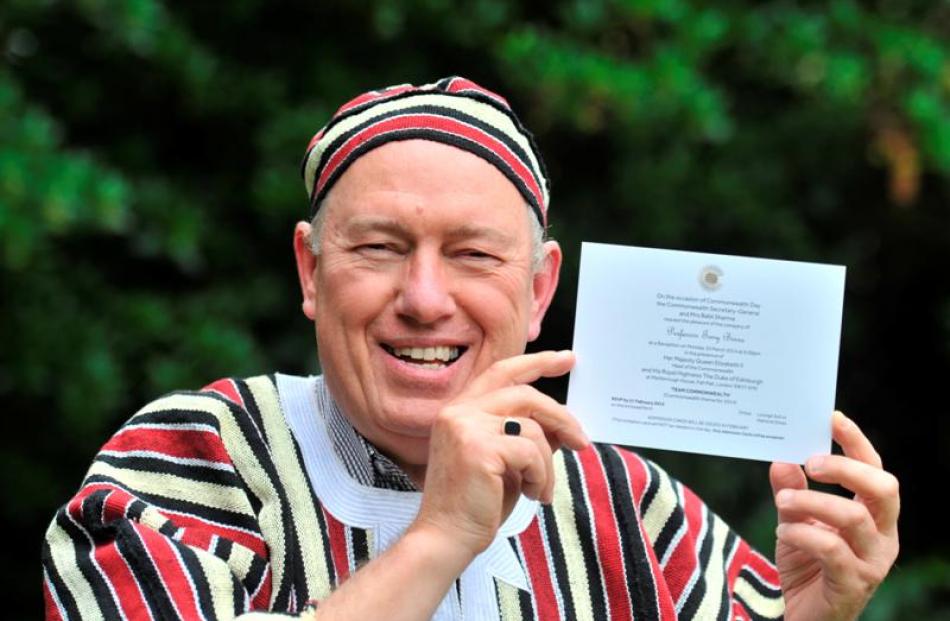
[315,266,395,326]
[461,276,535,344]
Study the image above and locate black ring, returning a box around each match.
[503,418,521,436]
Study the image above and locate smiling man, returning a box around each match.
[295,135,559,480]
[43,77,899,621]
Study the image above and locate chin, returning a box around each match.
[376,399,441,438]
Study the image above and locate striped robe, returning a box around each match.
[43,375,785,620]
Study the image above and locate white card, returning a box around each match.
[566,242,846,464]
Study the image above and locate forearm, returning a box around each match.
[313,523,474,621]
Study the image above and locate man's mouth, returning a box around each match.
[381,344,466,370]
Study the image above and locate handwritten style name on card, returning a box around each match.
[566,243,846,464]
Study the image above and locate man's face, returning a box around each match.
[294,140,561,474]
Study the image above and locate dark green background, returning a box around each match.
[3,1,948,618]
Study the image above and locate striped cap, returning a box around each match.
[301,76,550,228]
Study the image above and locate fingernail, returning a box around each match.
[775,524,788,538]
[579,424,591,444]
[807,456,825,475]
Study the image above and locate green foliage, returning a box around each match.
[3,0,949,617]
[0,71,130,268]
[862,557,950,620]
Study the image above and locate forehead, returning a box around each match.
[321,140,531,237]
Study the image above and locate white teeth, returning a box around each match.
[392,345,461,363]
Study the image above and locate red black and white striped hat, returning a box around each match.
[301,76,551,228]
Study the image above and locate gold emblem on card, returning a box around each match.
[699,265,723,291]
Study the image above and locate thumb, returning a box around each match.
[769,462,807,497]
[769,462,808,526]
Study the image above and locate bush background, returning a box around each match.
[3,1,948,618]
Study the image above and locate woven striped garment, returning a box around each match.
[301,76,551,228]
[42,375,785,620]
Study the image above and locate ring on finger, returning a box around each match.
[503,418,522,436]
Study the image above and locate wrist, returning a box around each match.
[404,517,481,575]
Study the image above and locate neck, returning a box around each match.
[403,463,428,489]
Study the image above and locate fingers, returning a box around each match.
[775,521,860,581]
[775,513,894,620]
[495,433,549,502]
[469,414,556,503]
[420,411,556,556]
[804,412,899,533]
[775,488,878,558]
[421,349,586,552]
[804,454,896,503]
[469,384,588,450]
[432,408,558,504]
[769,462,808,498]
[770,412,900,617]
[461,350,576,398]
[495,418,555,503]
[804,454,900,533]
[778,412,899,534]
[832,411,882,468]
[769,461,808,527]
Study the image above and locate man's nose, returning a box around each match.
[394,250,457,325]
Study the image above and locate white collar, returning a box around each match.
[276,373,537,621]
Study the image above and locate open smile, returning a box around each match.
[380,344,468,370]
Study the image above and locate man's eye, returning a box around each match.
[359,243,398,253]
[459,249,498,261]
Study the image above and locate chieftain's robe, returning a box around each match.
[43,374,785,620]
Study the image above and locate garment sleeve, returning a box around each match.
[41,389,317,620]
[638,454,785,620]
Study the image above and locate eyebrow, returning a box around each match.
[444,224,516,247]
[343,217,409,239]
[343,217,517,247]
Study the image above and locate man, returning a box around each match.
[43,77,899,620]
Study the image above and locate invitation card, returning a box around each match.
[567,243,846,464]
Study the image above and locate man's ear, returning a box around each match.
[527,240,562,342]
[293,221,319,321]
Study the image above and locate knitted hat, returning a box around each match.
[301,76,550,228]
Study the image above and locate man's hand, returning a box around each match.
[770,411,900,621]
[410,350,590,560]
[312,351,588,620]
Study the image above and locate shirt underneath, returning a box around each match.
[319,385,420,492]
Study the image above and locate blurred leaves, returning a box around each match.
[0,71,131,269]
[862,557,950,621]
[2,0,949,618]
